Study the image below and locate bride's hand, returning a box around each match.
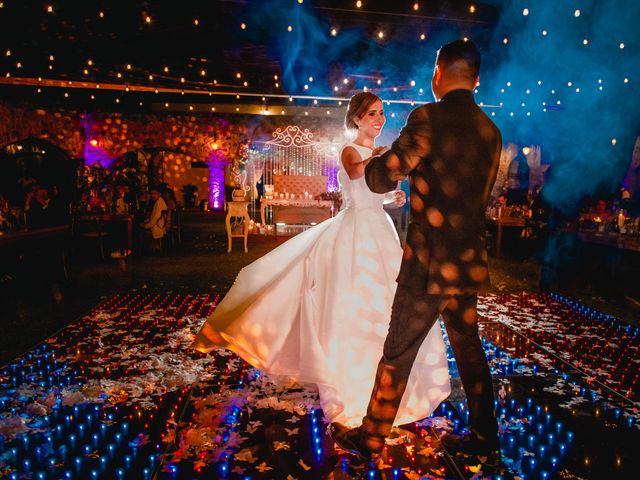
[394,190,406,207]
[371,146,389,157]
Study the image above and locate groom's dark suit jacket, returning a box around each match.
[365,89,502,295]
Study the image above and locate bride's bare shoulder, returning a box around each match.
[341,145,367,179]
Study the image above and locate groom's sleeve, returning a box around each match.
[365,106,432,194]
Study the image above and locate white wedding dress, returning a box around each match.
[193,143,451,426]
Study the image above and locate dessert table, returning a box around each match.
[260,198,334,226]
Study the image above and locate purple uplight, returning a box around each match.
[82,117,114,168]
[324,161,339,192]
[206,146,226,210]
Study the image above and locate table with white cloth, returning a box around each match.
[260,198,334,227]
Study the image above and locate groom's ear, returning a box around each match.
[434,64,442,80]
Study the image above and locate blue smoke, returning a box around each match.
[246,0,640,213]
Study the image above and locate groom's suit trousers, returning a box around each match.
[362,284,497,452]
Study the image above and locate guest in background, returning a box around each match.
[142,185,167,249]
[585,199,612,222]
[114,185,129,214]
[24,183,50,228]
[46,185,69,226]
[161,187,177,231]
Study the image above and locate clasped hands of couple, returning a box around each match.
[369,145,406,208]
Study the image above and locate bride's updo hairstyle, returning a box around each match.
[345,91,381,133]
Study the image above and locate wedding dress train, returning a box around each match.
[193,143,451,425]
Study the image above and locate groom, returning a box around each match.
[332,40,502,460]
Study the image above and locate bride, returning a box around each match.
[193,92,450,426]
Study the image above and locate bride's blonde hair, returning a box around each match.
[344,92,381,133]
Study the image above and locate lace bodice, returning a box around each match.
[338,143,386,210]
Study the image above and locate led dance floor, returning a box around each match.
[0,292,638,479]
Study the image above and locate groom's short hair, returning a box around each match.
[436,40,480,81]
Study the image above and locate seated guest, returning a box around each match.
[24,183,50,228]
[142,186,167,248]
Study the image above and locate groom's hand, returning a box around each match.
[394,190,406,207]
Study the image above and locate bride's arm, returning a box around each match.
[341,146,387,180]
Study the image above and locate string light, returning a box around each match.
[420,33,426,40]
[193,18,199,26]
[523,8,529,16]
[574,10,581,17]
[287,25,293,32]
[330,28,337,36]
[413,3,419,11]
[377,31,385,39]
[46,5,54,13]
[145,16,151,24]
[240,22,246,29]
[470,5,476,13]
[619,42,625,49]
[356,1,362,8]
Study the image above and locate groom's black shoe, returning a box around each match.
[440,432,500,464]
[330,423,380,462]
